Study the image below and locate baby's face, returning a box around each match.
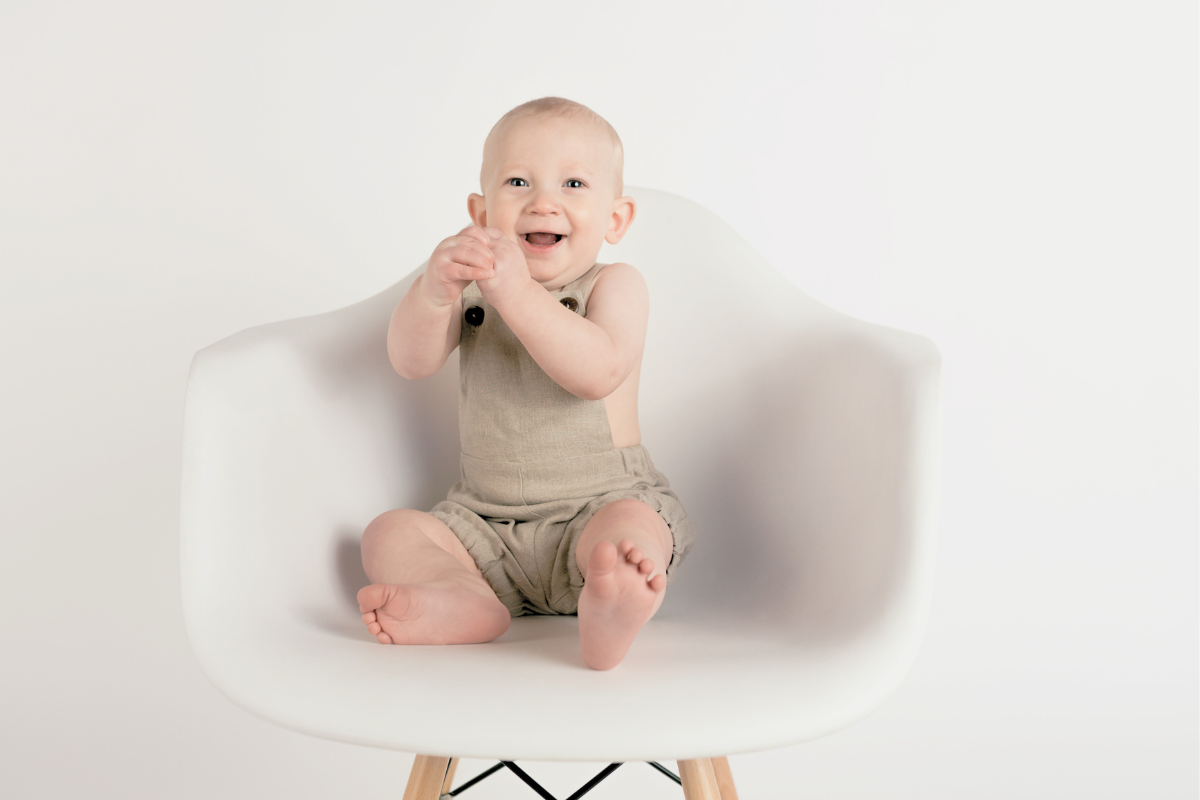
[469,115,633,289]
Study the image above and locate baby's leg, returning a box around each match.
[575,499,673,670]
[358,509,510,645]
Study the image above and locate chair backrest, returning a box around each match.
[182,188,940,648]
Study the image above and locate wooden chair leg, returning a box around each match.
[403,755,452,800]
[711,756,738,800]
[678,758,722,800]
[440,758,459,795]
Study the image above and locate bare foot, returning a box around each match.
[577,539,665,670]
[357,579,509,645]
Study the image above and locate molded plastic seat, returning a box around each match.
[180,188,940,764]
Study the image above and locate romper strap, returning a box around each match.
[561,262,605,293]
[559,262,609,312]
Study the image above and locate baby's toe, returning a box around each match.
[589,540,619,572]
[649,574,666,592]
[376,631,393,644]
[625,546,644,564]
[637,558,655,575]
[617,539,636,557]
[362,611,377,624]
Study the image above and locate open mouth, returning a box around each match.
[521,232,564,249]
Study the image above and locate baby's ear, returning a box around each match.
[605,195,637,245]
[467,193,488,227]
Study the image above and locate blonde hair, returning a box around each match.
[481,97,625,193]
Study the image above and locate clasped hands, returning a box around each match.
[422,225,530,311]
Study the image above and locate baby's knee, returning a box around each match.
[600,498,664,532]
[587,499,671,553]
[597,498,652,523]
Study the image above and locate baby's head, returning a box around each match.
[468,98,636,289]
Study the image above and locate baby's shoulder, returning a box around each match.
[586,262,647,307]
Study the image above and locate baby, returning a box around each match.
[357,98,694,670]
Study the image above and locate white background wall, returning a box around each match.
[1,1,1195,797]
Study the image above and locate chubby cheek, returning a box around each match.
[574,214,610,248]
[565,208,599,240]
[485,206,520,239]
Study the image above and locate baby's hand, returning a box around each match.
[476,229,531,310]
[421,226,495,308]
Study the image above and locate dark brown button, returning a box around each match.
[464,306,484,326]
[560,296,579,312]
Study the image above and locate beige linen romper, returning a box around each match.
[430,263,695,617]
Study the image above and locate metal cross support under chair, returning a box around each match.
[402,755,739,800]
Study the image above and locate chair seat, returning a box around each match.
[189,609,920,761]
[181,188,941,763]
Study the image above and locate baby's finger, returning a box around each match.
[445,227,492,255]
[458,236,498,262]
[459,225,492,246]
[443,242,494,271]
[433,235,486,263]
[444,250,494,279]
[449,262,494,281]
[483,226,504,240]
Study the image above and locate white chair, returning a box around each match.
[180,188,941,799]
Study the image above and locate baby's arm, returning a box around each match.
[479,235,647,400]
[387,227,495,379]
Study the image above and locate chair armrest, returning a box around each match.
[179,273,459,655]
[660,316,941,655]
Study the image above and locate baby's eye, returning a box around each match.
[507,178,528,187]
[564,179,584,189]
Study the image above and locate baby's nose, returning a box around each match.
[526,190,561,214]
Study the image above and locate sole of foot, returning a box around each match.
[357,580,509,645]
[577,539,665,670]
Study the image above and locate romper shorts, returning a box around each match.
[431,443,694,617]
